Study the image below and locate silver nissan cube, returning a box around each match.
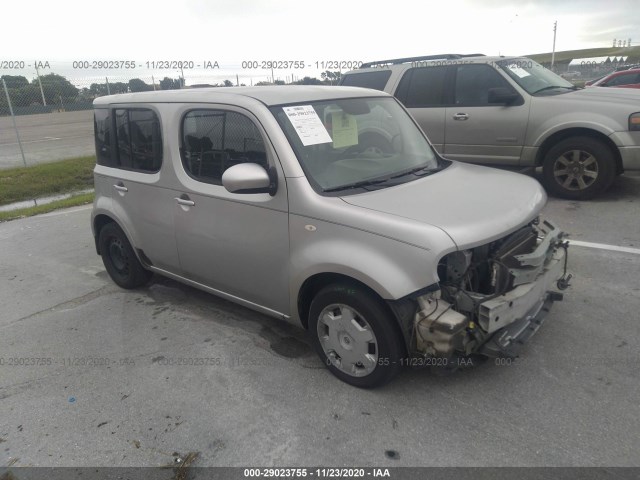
[91,86,571,387]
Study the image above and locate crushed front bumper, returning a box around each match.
[413,221,570,360]
[478,290,563,358]
[476,239,568,357]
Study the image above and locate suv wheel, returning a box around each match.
[98,222,152,289]
[309,283,403,388]
[542,137,615,200]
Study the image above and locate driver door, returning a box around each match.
[173,107,290,315]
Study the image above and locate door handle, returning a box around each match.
[113,184,128,192]
[174,197,195,207]
[453,113,469,121]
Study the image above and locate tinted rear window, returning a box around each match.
[340,70,392,91]
[94,108,111,166]
[396,66,449,107]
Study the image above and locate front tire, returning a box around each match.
[309,283,404,388]
[98,222,152,289]
[542,136,615,200]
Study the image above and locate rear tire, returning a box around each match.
[98,222,152,289]
[542,136,615,200]
[308,283,404,388]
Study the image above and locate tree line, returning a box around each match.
[0,71,343,114]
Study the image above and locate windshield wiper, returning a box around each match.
[323,164,442,193]
[533,85,578,94]
[389,165,440,179]
[323,177,392,193]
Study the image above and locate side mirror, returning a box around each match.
[488,87,520,105]
[222,163,277,196]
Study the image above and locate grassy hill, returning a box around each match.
[526,46,640,64]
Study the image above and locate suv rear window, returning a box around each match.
[340,70,392,91]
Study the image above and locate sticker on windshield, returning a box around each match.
[283,105,332,146]
[330,112,358,148]
[507,65,531,78]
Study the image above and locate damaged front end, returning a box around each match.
[408,218,571,364]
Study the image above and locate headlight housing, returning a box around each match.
[629,113,640,131]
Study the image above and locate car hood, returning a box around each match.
[563,86,640,104]
[340,162,547,249]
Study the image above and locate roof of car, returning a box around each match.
[93,86,389,107]
[345,55,523,74]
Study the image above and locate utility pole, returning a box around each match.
[35,63,47,106]
[551,21,557,69]
[2,78,27,167]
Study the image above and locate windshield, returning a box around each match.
[498,58,576,95]
[270,97,442,194]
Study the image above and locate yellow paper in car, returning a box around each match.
[331,112,358,148]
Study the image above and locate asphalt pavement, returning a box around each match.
[0,174,639,468]
[0,110,94,168]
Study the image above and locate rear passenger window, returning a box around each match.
[396,66,449,107]
[181,110,268,185]
[114,109,163,172]
[94,108,111,166]
[340,70,392,91]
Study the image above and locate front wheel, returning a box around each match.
[308,283,404,388]
[542,136,615,200]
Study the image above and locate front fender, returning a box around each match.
[288,215,452,322]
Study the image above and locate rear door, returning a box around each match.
[443,64,530,165]
[95,106,181,273]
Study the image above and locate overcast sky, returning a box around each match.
[2,0,639,85]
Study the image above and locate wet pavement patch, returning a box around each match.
[384,450,400,460]
[270,336,310,358]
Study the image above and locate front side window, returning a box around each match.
[454,64,513,106]
[114,108,162,172]
[271,97,445,194]
[606,72,640,86]
[181,110,267,185]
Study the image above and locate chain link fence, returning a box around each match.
[0,70,339,169]
[2,54,638,169]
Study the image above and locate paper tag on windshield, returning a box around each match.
[283,105,332,146]
[507,65,530,78]
[331,112,358,148]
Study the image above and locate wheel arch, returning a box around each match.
[535,128,623,174]
[297,272,410,356]
[93,213,118,255]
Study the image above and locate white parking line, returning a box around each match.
[569,240,640,255]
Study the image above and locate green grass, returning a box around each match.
[0,156,95,205]
[0,192,94,222]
